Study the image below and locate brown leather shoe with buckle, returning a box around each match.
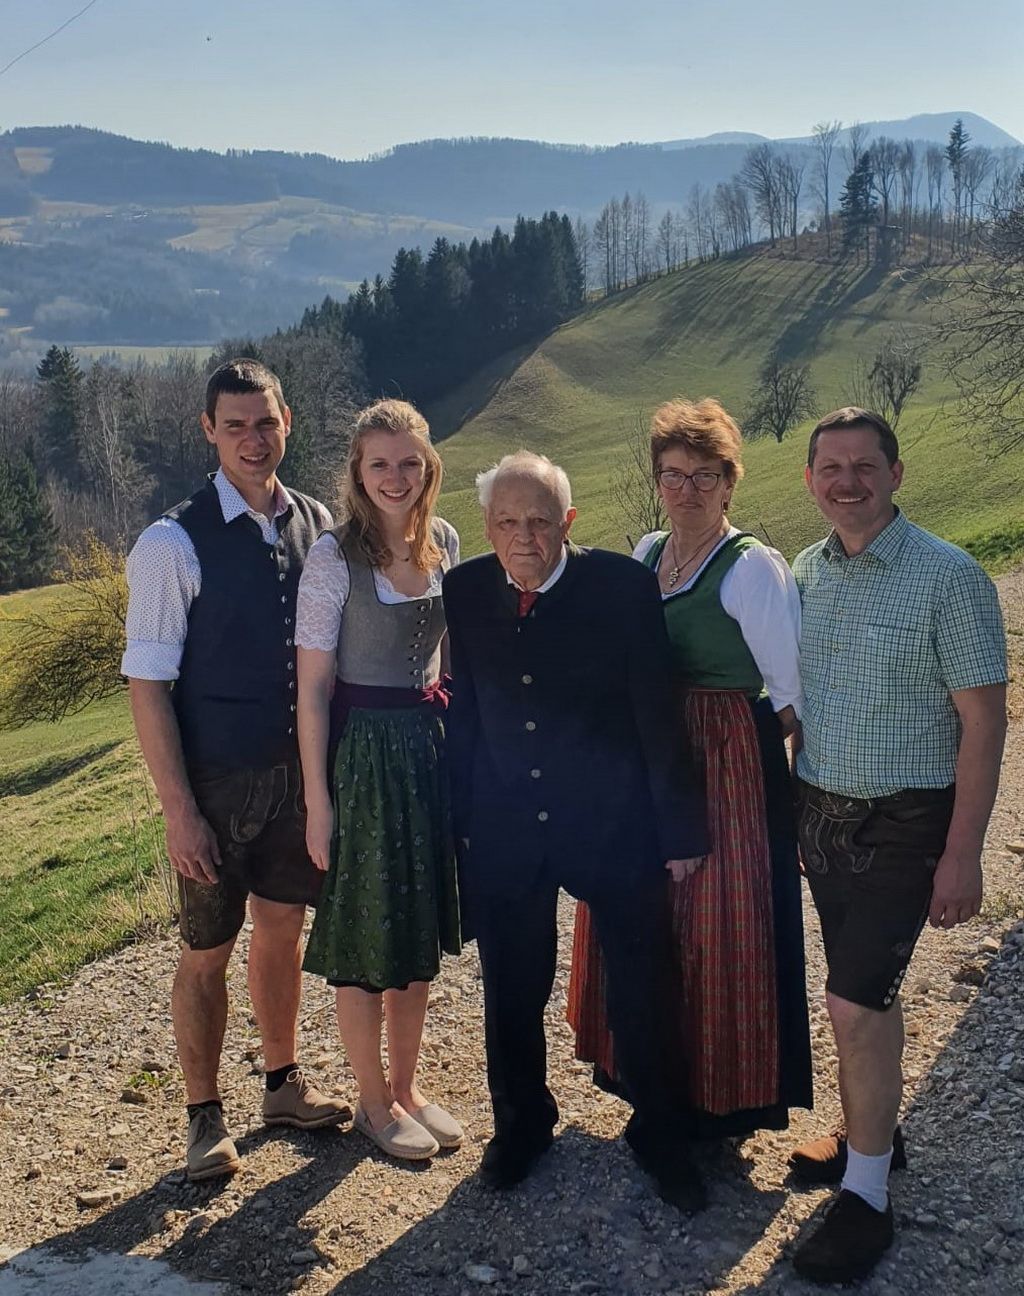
[788,1125,906,1185]
[262,1068,352,1129]
[792,1189,894,1283]
[186,1106,240,1182]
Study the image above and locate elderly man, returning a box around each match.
[788,408,1007,1283]
[123,359,351,1181]
[442,451,709,1210]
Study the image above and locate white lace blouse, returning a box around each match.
[296,520,460,653]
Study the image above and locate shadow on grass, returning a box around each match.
[0,742,120,799]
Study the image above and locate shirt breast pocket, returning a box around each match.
[861,622,934,684]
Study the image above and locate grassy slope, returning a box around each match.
[5,251,1024,1002]
[434,254,1024,566]
[0,588,172,1002]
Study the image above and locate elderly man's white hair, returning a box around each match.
[476,451,573,515]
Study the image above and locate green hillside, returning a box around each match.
[434,255,1024,567]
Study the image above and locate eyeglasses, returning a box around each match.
[656,469,723,492]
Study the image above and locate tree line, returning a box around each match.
[578,119,1023,294]
[0,211,584,589]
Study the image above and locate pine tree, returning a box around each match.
[36,346,85,487]
[0,447,56,592]
[839,153,879,261]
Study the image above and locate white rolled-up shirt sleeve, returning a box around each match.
[120,519,200,681]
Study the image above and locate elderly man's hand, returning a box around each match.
[665,857,704,882]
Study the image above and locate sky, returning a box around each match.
[1,0,1022,159]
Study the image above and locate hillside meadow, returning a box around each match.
[433,255,1024,568]
[4,251,1024,1003]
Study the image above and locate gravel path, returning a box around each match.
[2,578,1023,1296]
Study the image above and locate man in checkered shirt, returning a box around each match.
[786,407,1007,1284]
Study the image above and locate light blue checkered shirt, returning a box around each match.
[794,510,1007,797]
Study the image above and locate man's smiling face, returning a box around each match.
[201,389,290,496]
[806,424,903,550]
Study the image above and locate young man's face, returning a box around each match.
[201,389,290,495]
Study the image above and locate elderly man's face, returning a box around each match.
[485,475,576,591]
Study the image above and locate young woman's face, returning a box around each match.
[356,429,429,520]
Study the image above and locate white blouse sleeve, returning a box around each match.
[632,532,664,563]
[720,545,803,716]
[440,518,460,569]
[295,532,350,652]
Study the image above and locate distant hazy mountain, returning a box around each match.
[778,111,1020,151]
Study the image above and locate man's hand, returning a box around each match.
[666,857,704,882]
[305,799,334,872]
[165,804,221,884]
[928,848,983,928]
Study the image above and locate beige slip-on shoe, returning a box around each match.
[353,1103,439,1160]
[408,1103,464,1149]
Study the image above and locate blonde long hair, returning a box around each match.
[338,399,444,572]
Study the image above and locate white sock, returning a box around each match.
[841,1145,892,1212]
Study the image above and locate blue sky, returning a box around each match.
[2,0,1022,158]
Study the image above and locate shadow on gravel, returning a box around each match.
[322,1126,789,1295]
[40,1123,361,1292]
[731,917,1024,1295]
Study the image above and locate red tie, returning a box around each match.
[517,589,540,617]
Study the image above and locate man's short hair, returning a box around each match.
[205,359,286,423]
[807,406,900,467]
[476,451,573,515]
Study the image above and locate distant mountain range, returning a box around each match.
[0,112,1019,355]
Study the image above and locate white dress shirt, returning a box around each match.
[121,469,331,681]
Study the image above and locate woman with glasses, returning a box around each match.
[568,397,813,1144]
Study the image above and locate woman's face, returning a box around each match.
[356,429,429,521]
[656,445,733,533]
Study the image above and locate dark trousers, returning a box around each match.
[474,859,683,1165]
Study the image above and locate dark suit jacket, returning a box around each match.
[442,544,708,912]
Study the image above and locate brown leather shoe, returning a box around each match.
[186,1106,240,1182]
[788,1125,906,1185]
[262,1068,352,1129]
[792,1189,894,1283]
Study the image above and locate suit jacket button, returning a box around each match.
[530,769,541,779]
[525,721,536,731]
[537,811,549,822]
[521,674,533,684]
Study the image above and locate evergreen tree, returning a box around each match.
[36,345,84,486]
[0,447,56,592]
[839,153,879,261]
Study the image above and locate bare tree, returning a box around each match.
[925,145,946,259]
[656,209,675,274]
[811,120,843,256]
[841,121,869,177]
[574,217,592,294]
[687,184,714,262]
[745,352,816,443]
[612,408,664,549]
[775,151,806,249]
[940,168,1024,448]
[896,141,918,253]
[740,143,783,245]
[870,137,902,265]
[848,329,925,431]
[633,192,652,282]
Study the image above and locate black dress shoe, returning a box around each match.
[792,1189,894,1284]
[628,1143,708,1214]
[478,1133,553,1190]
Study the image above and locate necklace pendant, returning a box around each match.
[666,566,681,588]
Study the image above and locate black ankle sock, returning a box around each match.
[186,1099,223,1123]
[265,1062,297,1092]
